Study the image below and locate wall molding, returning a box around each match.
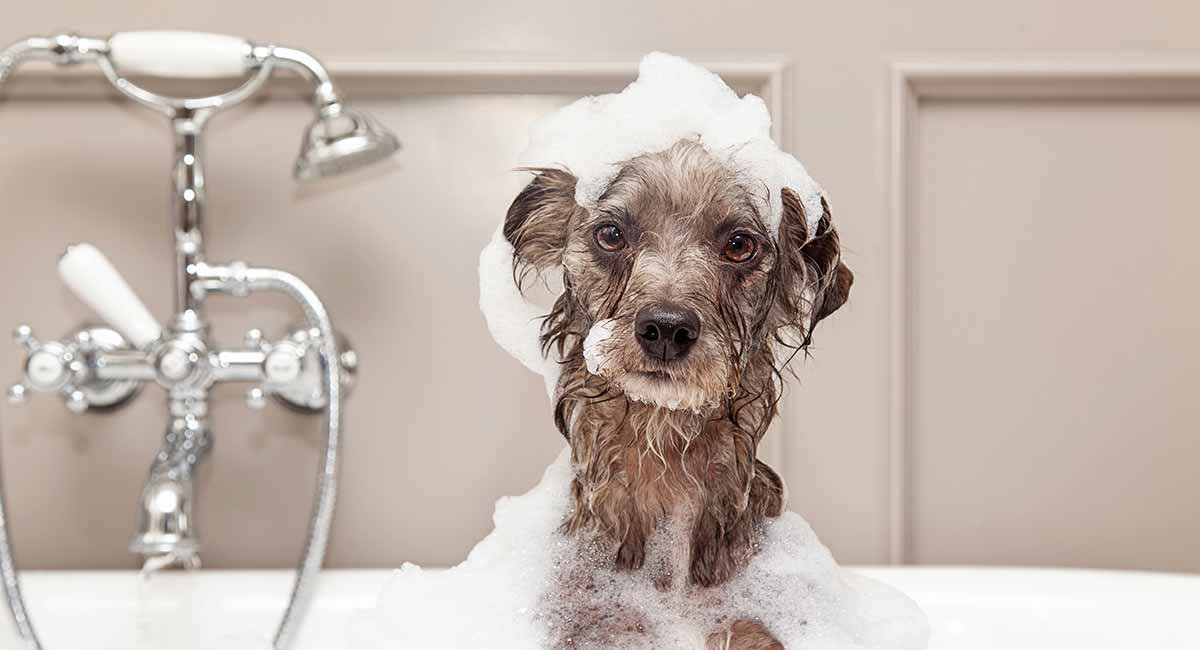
[1,55,792,470]
[886,57,1200,564]
[0,58,787,143]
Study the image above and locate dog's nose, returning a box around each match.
[635,304,701,362]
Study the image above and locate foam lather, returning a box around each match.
[58,243,162,348]
[520,52,824,238]
[355,451,930,649]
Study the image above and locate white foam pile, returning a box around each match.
[518,52,825,237]
[582,318,617,375]
[353,450,928,649]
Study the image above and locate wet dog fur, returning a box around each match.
[504,139,852,648]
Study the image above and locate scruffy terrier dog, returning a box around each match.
[505,139,852,649]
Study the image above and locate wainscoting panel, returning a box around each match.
[889,62,1200,569]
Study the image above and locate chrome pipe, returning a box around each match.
[211,350,267,383]
[0,442,38,649]
[171,115,210,320]
[0,38,48,85]
[194,263,341,650]
[92,349,157,382]
[0,34,107,85]
[266,46,340,111]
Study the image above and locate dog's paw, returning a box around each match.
[615,539,646,571]
[689,541,726,587]
[690,511,754,588]
[750,461,786,518]
[706,621,785,650]
[689,520,730,587]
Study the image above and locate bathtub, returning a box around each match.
[0,567,1196,648]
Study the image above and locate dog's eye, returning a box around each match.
[722,233,757,263]
[594,224,627,252]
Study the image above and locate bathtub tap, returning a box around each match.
[131,392,212,573]
[1,30,392,650]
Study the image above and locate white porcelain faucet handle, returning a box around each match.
[108,31,253,79]
[58,243,162,349]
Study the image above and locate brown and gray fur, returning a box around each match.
[505,139,852,649]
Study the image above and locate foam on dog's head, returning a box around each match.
[582,318,617,376]
[519,52,824,237]
[480,53,828,386]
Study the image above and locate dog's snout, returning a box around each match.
[635,304,700,362]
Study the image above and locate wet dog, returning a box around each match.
[504,139,852,648]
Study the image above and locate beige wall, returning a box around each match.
[1,0,1197,572]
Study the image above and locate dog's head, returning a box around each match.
[505,139,852,414]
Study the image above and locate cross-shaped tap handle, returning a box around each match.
[6,324,91,412]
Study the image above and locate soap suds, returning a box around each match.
[354,451,928,649]
[478,226,561,396]
[518,52,824,237]
[582,319,617,376]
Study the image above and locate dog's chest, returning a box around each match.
[572,402,739,514]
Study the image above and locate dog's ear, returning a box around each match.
[777,188,854,344]
[504,168,583,283]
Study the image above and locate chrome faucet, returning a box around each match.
[0,31,393,649]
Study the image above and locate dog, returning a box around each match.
[504,138,852,649]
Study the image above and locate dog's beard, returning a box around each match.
[584,319,727,412]
[613,371,718,412]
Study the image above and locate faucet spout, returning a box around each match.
[130,399,210,570]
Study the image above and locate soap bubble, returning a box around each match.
[354,451,928,649]
[519,52,825,237]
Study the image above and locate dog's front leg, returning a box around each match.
[607,482,651,572]
[688,436,765,588]
[749,460,785,518]
[565,476,651,572]
[615,518,647,571]
[689,499,755,588]
[690,458,787,586]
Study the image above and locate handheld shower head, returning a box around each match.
[294,105,400,181]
